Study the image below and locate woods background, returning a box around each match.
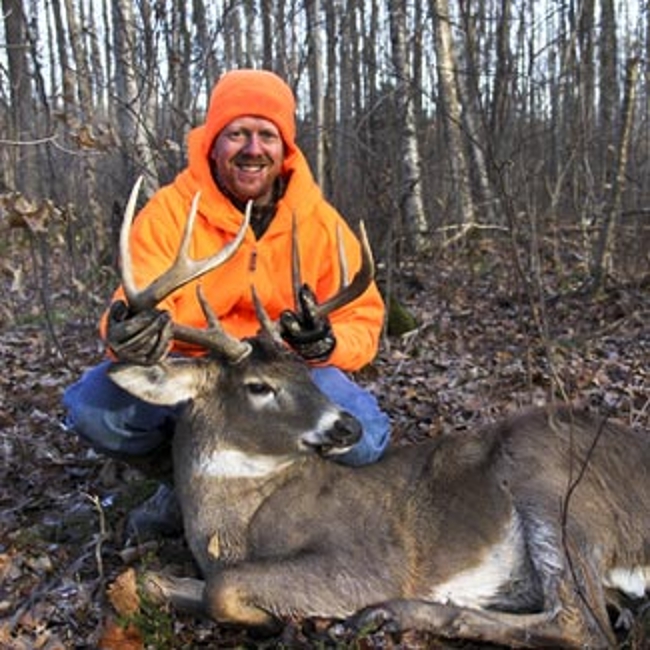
[0,2,648,647]
[1,0,648,336]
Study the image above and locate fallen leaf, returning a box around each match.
[97,617,143,650]
[107,569,140,617]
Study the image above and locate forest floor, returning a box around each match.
[0,245,648,649]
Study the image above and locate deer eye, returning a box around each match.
[246,381,274,397]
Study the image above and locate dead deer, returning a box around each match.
[108,180,650,649]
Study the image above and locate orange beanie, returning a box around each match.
[203,69,297,161]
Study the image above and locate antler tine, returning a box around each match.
[251,285,285,346]
[119,176,146,308]
[120,177,252,313]
[291,213,302,312]
[312,220,375,319]
[173,286,252,363]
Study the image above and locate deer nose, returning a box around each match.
[329,412,362,448]
[301,411,363,456]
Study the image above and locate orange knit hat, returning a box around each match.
[203,69,297,161]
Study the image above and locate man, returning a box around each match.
[63,69,389,539]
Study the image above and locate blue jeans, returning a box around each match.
[63,361,390,467]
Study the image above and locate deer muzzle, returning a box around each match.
[301,411,362,457]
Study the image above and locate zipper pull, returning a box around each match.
[249,249,257,272]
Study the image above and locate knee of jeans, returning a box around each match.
[66,397,172,457]
[63,362,177,457]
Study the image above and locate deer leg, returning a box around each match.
[202,556,392,630]
[345,599,612,649]
[141,571,206,617]
[141,569,281,634]
[343,543,618,650]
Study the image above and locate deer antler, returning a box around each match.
[119,176,252,362]
[120,176,251,312]
[175,287,252,363]
[255,216,375,342]
[292,216,375,318]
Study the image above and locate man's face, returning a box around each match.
[210,116,285,206]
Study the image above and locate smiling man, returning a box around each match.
[63,69,390,541]
[211,116,284,205]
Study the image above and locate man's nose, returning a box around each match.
[242,134,264,155]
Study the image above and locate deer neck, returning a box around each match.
[175,440,304,568]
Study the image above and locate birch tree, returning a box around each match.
[63,0,92,112]
[306,0,325,186]
[590,57,640,291]
[388,0,427,252]
[112,0,160,194]
[429,0,475,230]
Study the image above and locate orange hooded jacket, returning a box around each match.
[101,73,385,372]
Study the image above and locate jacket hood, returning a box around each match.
[199,69,299,172]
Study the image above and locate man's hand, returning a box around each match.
[106,300,173,364]
[279,285,336,362]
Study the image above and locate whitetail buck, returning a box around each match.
[108,180,650,649]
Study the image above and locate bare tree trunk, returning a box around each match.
[1,0,38,194]
[490,0,513,144]
[590,57,640,291]
[261,0,274,69]
[86,0,107,116]
[430,0,475,230]
[323,0,337,196]
[337,2,354,203]
[63,0,92,112]
[223,5,242,71]
[577,0,595,131]
[411,0,423,118]
[49,0,75,112]
[389,0,428,252]
[63,0,102,234]
[165,0,191,144]
[599,0,618,189]
[306,0,325,186]
[243,0,256,66]
[349,0,362,120]
[112,0,160,193]
[193,0,220,101]
[101,0,113,119]
[275,0,287,78]
[456,0,498,225]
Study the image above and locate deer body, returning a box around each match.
[108,181,650,647]
[110,341,650,648]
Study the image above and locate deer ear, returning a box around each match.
[108,360,211,405]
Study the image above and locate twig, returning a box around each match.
[84,492,109,580]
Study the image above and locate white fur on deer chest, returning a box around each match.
[192,447,293,479]
[428,512,528,608]
[186,446,294,566]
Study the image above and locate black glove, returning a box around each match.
[279,285,336,362]
[106,299,173,364]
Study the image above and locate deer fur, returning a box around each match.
[109,336,650,649]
